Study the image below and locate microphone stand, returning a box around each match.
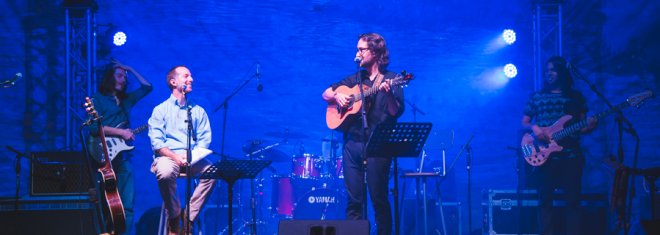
[213,64,259,160]
[212,64,259,234]
[404,99,426,123]
[184,92,194,233]
[445,134,475,233]
[570,65,640,233]
[355,65,370,221]
[6,146,26,214]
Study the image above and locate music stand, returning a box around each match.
[367,122,432,235]
[200,159,271,235]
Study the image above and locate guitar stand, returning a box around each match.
[200,159,271,235]
[366,122,432,235]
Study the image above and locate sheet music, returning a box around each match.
[190,147,212,165]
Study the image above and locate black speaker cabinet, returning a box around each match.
[30,151,91,196]
[0,197,96,235]
[278,220,369,235]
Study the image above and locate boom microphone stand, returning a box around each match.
[569,64,640,233]
[214,63,260,160]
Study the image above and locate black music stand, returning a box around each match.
[366,122,432,235]
[200,159,271,235]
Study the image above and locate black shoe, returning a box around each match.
[167,217,180,235]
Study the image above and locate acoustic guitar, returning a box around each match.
[84,97,126,234]
[326,71,413,130]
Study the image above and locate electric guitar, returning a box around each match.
[326,71,414,130]
[89,123,148,163]
[521,90,653,166]
[84,97,126,234]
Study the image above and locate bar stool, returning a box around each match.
[157,172,201,235]
[401,172,446,235]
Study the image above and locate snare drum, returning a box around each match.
[292,153,322,179]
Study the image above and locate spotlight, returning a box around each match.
[502,29,516,45]
[112,31,127,46]
[503,63,517,78]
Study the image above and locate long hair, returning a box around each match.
[98,65,127,99]
[359,33,390,70]
[543,56,574,92]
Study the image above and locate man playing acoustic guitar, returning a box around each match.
[89,60,153,234]
[322,33,405,235]
[521,56,596,235]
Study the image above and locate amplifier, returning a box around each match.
[482,189,607,235]
[0,196,96,235]
[30,151,91,196]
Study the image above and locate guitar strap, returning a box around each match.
[365,73,384,111]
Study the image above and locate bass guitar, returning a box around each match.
[326,71,414,130]
[89,122,148,163]
[84,97,126,234]
[521,90,653,166]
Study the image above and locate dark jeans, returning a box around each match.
[536,156,584,235]
[343,140,392,235]
[113,155,135,235]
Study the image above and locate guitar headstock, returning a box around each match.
[391,70,414,87]
[627,90,654,108]
[83,97,100,121]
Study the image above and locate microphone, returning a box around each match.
[256,63,263,92]
[353,56,362,64]
[1,73,22,87]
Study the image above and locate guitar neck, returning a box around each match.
[353,85,380,102]
[552,101,628,141]
[132,124,149,134]
[353,76,405,102]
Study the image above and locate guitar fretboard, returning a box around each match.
[552,101,629,141]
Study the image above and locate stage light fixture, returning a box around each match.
[502,29,516,45]
[503,63,517,78]
[112,31,127,46]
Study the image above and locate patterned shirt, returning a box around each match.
[523,90,588,158]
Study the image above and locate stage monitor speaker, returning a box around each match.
[278,220,369,235]
[30,151,91,196]
[0,197,96,235]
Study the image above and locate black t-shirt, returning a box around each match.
[523,89,588,158]
[330,70,405,142]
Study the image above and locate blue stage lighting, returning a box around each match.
[113,31,127,46]
[502,29,516,45]
[503,63,517,78]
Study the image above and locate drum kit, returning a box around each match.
[226,130,347,233]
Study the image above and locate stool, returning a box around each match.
[401,172,445,235]
[157,173,201,235]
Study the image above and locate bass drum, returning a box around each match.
[292,188,346,220]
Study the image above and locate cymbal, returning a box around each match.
[265,130,309,140]
[243,140,290,162]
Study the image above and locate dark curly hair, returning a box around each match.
[359,33,390,70]
[98,64,127,100]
